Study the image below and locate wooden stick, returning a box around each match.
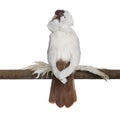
[0,69,119,79]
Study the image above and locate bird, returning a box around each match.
[47,10,81,107]
[25,10,109,108]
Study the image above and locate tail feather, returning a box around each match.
[64,75,77,107]
[49,75,76,108]
[56,83,65,107]
[49,77,65,107]
[49,78,56,103]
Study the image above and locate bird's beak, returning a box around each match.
[52,14,58,20]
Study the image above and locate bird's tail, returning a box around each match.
[25,61,109,80]
[49,74,77,108]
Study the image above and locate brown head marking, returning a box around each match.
[53,10,65,21]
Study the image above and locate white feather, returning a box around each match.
[76,65,109,80]
[24,61,51,78]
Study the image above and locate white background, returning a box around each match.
[0,0,120,114]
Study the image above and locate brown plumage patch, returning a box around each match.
[56,60,70,71]
[49,59,77,108]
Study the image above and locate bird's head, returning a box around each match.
[52,10,65,21]
[48,10,73,32]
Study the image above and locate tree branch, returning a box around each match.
[0,69,119,79]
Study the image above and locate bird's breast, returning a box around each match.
[52,31,72,61]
